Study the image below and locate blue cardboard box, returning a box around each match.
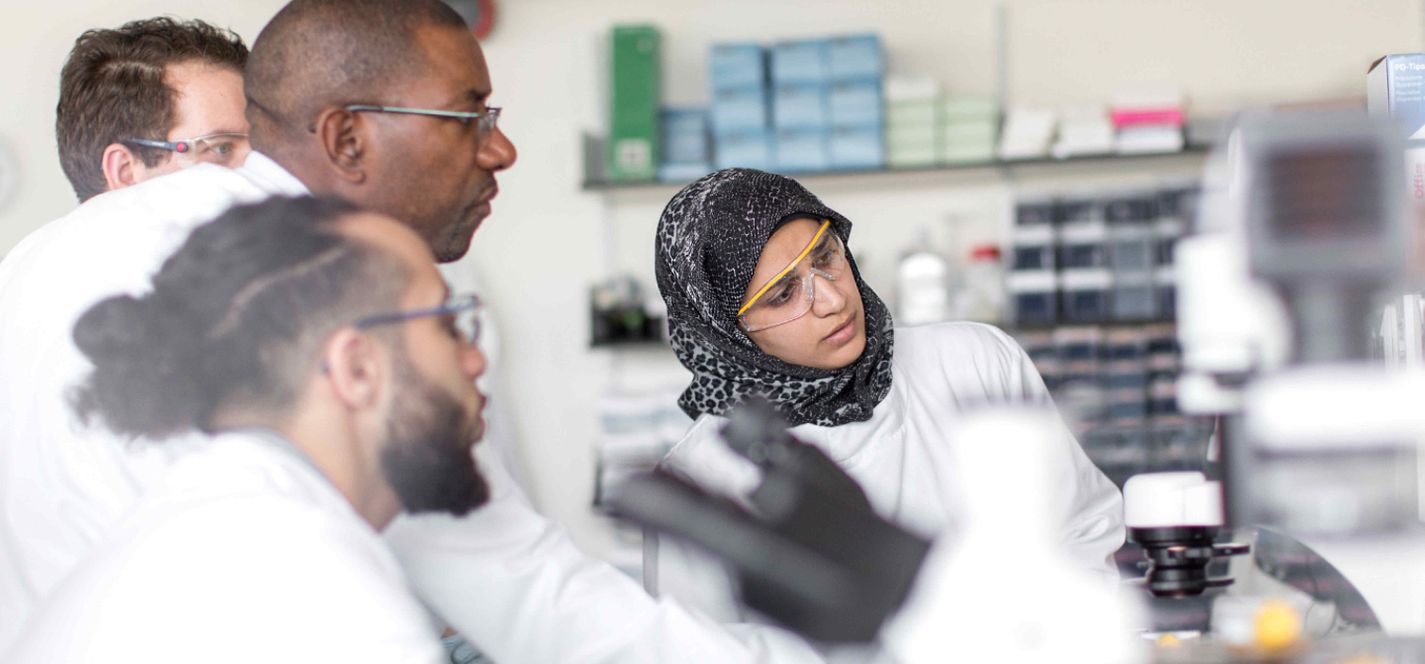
[828,80,882,127]
[662,107,708,135]
[658,162,714,182]
[829,126,884,169]
[771,40,828,84]
[711,88,768,135]
[709,43,766,92]
[714,130,773,170]
[827,34,882,82]
[661,108,709,164]
[664,135,709,164]
[773,83,829,130]
[773,128,830,172]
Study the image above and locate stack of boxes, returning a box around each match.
[1154,185,1197,316]
[1105,193,1160,320]
[1056,198,1112,323]
[885,82,1002,168]
[1103,328,1150,435]
[607,26,661,182]
[710,42,772,170]
[1006,184,1206,488]
[1008,185,1196,328]
[706,34,884,174]
[1111,90,1186,155]
[942,97,1000,163]
[611,29,1194,183]
[997,107,1055,161]
[659,108,712,181]
[1006,198,1059,325]
[1015,323,1211,488]
[826,35,884,170]
[884,78,939,168]
[770,40,831,172]
[1053,106,1115,158]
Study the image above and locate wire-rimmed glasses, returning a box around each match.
[124,131,250,167]
[355,293,483,345]
[344,104,502,137]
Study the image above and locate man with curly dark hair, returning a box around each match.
[10,195,490,662]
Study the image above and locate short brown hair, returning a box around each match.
[56,17,248,202]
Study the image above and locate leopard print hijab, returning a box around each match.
[654,168,894,427]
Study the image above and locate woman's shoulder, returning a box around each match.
[892,321,1041,402]
[894,321,1024,365]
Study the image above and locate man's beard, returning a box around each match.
[380,351,489,516]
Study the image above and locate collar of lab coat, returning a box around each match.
[237,151,311,197]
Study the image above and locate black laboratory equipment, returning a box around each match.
[605,398,930,644]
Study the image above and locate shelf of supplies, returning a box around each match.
[590,338,669,350]
[581,143,1212,192]
[1007,318,1178,333]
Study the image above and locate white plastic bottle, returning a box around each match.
[951,244,1006,323]
[896,230,951,326]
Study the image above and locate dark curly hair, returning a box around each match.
[70,196,410,439]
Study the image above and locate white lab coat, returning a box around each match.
[653,322,1126,623]
[6,430,447,663]
[0,154,821,662]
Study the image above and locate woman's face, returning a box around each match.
[740,217,866,369]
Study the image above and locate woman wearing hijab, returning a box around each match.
[650,168,1124,621]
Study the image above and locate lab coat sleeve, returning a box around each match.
[383,441,826,664]
[647,417,765,622]
[977,324,1126,583]
[7,498,446,664]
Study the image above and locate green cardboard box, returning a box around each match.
[609,25,661,181]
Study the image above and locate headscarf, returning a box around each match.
[654,168,894,426]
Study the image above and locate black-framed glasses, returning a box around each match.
[344,104,502,136]
[123,131,250,167]
[354,293,483,344]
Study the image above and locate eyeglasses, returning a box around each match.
[344,104,502,137]
[737,220,849,333]
[124,132,250,167]
[355,293,483,345]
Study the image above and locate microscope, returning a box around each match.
[1166,110,1425,639]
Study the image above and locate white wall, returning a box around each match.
[1,0,1421,558]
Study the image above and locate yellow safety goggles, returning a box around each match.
[737,220,848,333]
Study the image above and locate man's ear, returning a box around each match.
[321,328,386,411]
[100,143,142,192]
[314,107,367,185]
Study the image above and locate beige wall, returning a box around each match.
[0,0,1420,556]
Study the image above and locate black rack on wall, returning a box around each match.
[1007,184,1213,489]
